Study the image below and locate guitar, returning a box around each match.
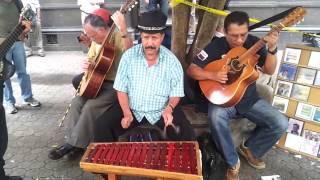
[79,0,138,98]
[0,4,35,81]
[199,7,306,107]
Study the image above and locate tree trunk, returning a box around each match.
[186,0,227,65]
[171,0,192,69]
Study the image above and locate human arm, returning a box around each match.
[111,11,133,51]
[162,97,180,126]
[261,31,279,75]
[187,63,229,84]
[117,91,133,128]
[18,20,32,40]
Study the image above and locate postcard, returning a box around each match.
[278,63,297,81]
[287,118,304,136]
[312,107,320,123]
[283,48,301,64]
[308,51,320,69]
[296,67,316,85]
[314,71,320,86]
[275,80,293,97]
[272,96,289,113]
[295,102,314,120]
[284,133,302,152]
[291,84,310,101]
[300,130,320,156]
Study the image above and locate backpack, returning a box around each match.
[197,132,227,180]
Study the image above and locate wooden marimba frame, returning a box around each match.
[80,141,202,180]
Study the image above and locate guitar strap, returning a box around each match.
[249,6,300,31]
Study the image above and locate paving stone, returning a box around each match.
[3,51,319,180]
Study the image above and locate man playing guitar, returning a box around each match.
[48,8,133,160]
[187,11,288,180]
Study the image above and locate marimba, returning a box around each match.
[80,141,202,180]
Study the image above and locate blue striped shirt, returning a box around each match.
[113,44,184,124]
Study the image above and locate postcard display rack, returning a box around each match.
[273,44,320,159]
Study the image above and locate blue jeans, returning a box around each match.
[147,0,169,17]
[208,99,288,167]
[3,41,33,104]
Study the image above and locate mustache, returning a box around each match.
[144,46,157,50]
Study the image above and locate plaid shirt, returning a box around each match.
[114,44,184,124]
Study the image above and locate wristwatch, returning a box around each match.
[268,47,278,55]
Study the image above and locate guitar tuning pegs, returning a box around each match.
[131,4,135,8]
[301,18,305,22]
[135,1,138,4]
[128,7,132,11]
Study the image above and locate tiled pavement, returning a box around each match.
[3,51,320,180]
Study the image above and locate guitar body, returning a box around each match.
[79,43,115,98]
[199,47,260,107]
[0,59,15,81]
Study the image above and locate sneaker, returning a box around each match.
[6,103,18,114]
[23,97,41,107]
[226,159,240,180]
[36,50,45,57]
[238,141,266,169]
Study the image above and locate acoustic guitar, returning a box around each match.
[0,5,35,81]
[199,7,306,107]
[79,0,137,98]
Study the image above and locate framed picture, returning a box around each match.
[284,133,303,151]
[296,67,317,85]
[300,130,320,156]
[314,71,320,86]
[287,118,304,135]
[291,84,310,101]
[312,107,320,123]
[295,102,314,120]
[308,51,320,69]
[272,96,289,113]
[283,48,301,64]
[275,80,293,97]
[278,63,297,81]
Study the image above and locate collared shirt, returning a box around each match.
[193,35,267,114]
[114,44,184,124]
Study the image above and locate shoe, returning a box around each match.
[23,97,41,107]
[36,50,45,57]
[226,159,240,180]
[238,141,266,169]
[66,147,85,160]
[4,176,23,180]
[48,143,75,160]
[6,103,18,114]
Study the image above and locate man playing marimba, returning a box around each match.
[112,10,195,141]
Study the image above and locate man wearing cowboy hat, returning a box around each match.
[111,10,195,141]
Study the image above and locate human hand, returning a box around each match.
[264,31,279,51]
[21,20,32,35]
[121,113,133,129]
[111,11,127,36]
[82,60,92,72]
[162,106,173,127]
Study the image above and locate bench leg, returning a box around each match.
[108,174,120,180]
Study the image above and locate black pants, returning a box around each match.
[94,105,196,142]
[0,81,8,177]
[72,73,84,90]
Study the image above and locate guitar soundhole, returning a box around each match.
[227,58,245,84]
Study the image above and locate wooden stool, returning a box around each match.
[80,141,202,180]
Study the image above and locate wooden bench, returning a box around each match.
[80,142,203,180]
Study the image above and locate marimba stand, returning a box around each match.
[80,141,202,180]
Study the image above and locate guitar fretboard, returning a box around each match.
[0,23,24,59]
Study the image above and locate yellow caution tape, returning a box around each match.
[170,0,320,38]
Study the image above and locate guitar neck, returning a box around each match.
[0,23,24,59]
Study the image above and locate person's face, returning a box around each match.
[84,23,108,45]
[292,124,299,131]
[141,32,164,59]
[225,23,249,48]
